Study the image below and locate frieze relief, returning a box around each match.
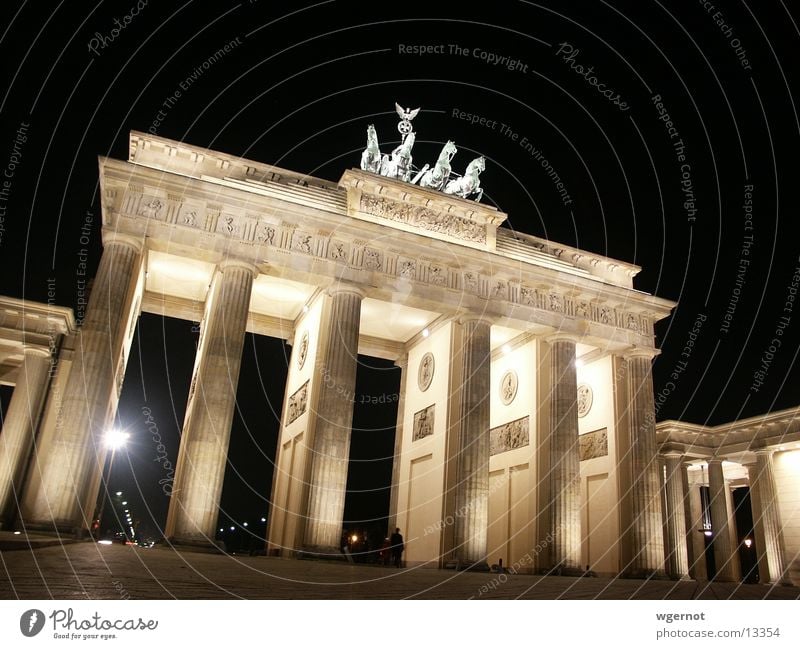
[490,416,530,456]
[412,404,435,441]
[114,182,655,339]
[359,194,486,244]
[286,380,309,425]
[579,428,608,461]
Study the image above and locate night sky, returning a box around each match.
[0,1,798,542]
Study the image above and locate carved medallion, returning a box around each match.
[577,383,593,418]
[297,331,309,370]
[412,404,435,441]
[418,352,435,392]
[499,370,518,405]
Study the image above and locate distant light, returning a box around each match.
[230,526,235,531]
[704,530,713,537]
[744,538,753,548]
[219,528,224,532]
[105,429,130,450]
[124,510,129,513]
[115,491,123,496]
[575,358,584,368]
[351,534,358,543]
[98,540,113,545]
[502,344,511,355]
[422,328,430,338]
[243,522,248,527]
[13,531,21,535]
[260,517,266,523]
[121,501,127,505]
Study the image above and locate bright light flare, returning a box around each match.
[105,429,130,450]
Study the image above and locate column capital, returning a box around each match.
[218,258,259,278]
[754,448,775,458]
[456,312,494,327]
[394,353,409,370]
[544,332,581,345]
[706,457,725,466]
[103,231,144,253]
[661,450,685,460]
[325,282,366,299]
[623,346,660,361]
[22,344,52,359]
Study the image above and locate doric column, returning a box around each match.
[452,317,491,567]
[662,453,690,579]
[165,260,256,546]
[707,458,737,581]
[624,350,667,577]
[681,462,700,579]
[387,354,408,533]
[546,334,581,574]
[0,347,53,529]
[22,235,142,534]
[746,451,789,584]
[303,286,363,555]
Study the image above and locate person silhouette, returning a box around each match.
[390,527,404,568]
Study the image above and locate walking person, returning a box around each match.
[390,527,404,568]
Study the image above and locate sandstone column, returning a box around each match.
[387,354,407,533]
[546,334,581,574]
[303,287,363,555]
[746,451,789,584]
[165,260,256,546]
[624,351,667,577]
[452,317,491,568]
[22,234,142,534]
[662,452,690,579]
[681,462,703,580]
[0,347,53,529]
[707,459,737,581]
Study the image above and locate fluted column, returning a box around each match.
[624,351,667,577]
[387,354,407,533]
[547,334,581,574]
[746,451,789,584]
[707,459,736,581]
[165,261,256,546]
[303,287,363,554]
[0,347,53,529]
[22,235,142,534]
[681,463,702,579]
[663,453,690,579]
[452,317,491,567]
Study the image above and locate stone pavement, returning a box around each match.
[0,541,798,600]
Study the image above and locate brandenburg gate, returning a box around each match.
[2,118,691,577]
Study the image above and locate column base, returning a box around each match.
[444,559,490,572]
[165,537,225,554]
[299,545,348,561]
[621,568,671,580]
[544,565,589,578]
[19,521,88,539]
[670,573,693,581]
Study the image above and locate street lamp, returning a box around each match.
[94,428,130,538]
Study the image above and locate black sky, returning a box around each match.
[1,1,798,539]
